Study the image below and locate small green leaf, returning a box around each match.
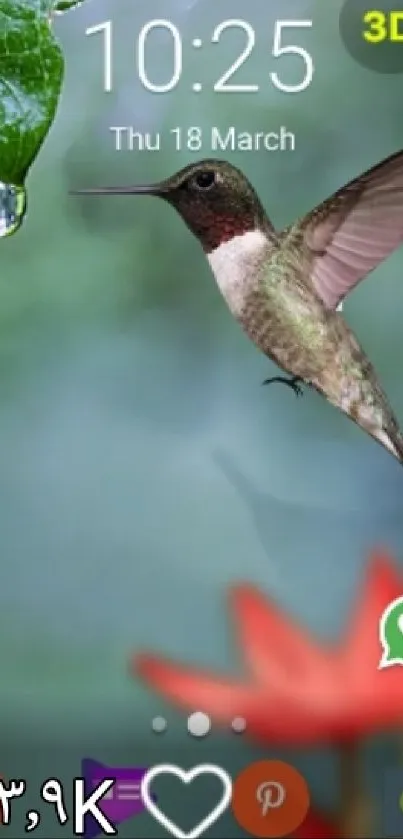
[0,0,85,237]
[54,0,85,10]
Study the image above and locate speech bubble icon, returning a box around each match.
[378,595,403,669]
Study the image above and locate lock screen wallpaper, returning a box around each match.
[1,0,403,837]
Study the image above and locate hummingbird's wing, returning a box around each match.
[297,150,403,310]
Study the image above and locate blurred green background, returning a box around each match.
[1,0,403,835]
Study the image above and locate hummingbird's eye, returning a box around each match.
[192,171,216,191]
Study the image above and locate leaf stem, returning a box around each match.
[338,740,373,838]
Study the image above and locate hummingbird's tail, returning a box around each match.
[371,424,403,465]
[347,394,403,465]
[321,373,403,466]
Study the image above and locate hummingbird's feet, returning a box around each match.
[262,375,304,397]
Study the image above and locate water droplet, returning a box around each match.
[0,183,26,238]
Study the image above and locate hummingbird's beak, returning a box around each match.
[69,183,166,197]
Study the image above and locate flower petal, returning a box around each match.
[333,550,403,737]
[135,654,253,719]
[134,654,340,744]
[341,550,403,670]
[229,585,332,685]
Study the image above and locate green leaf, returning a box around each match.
[0,0,85,237]
[0,1,63,185]
[54,0,85,10]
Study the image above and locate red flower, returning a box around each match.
[336,551,403,735]
[134,551,403,744]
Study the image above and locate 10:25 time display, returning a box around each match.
[86,18,314,95]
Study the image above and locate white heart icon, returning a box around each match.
[141,763,232,839]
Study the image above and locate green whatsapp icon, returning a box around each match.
[379,595,403,669]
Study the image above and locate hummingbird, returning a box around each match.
[72,150,403,465]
